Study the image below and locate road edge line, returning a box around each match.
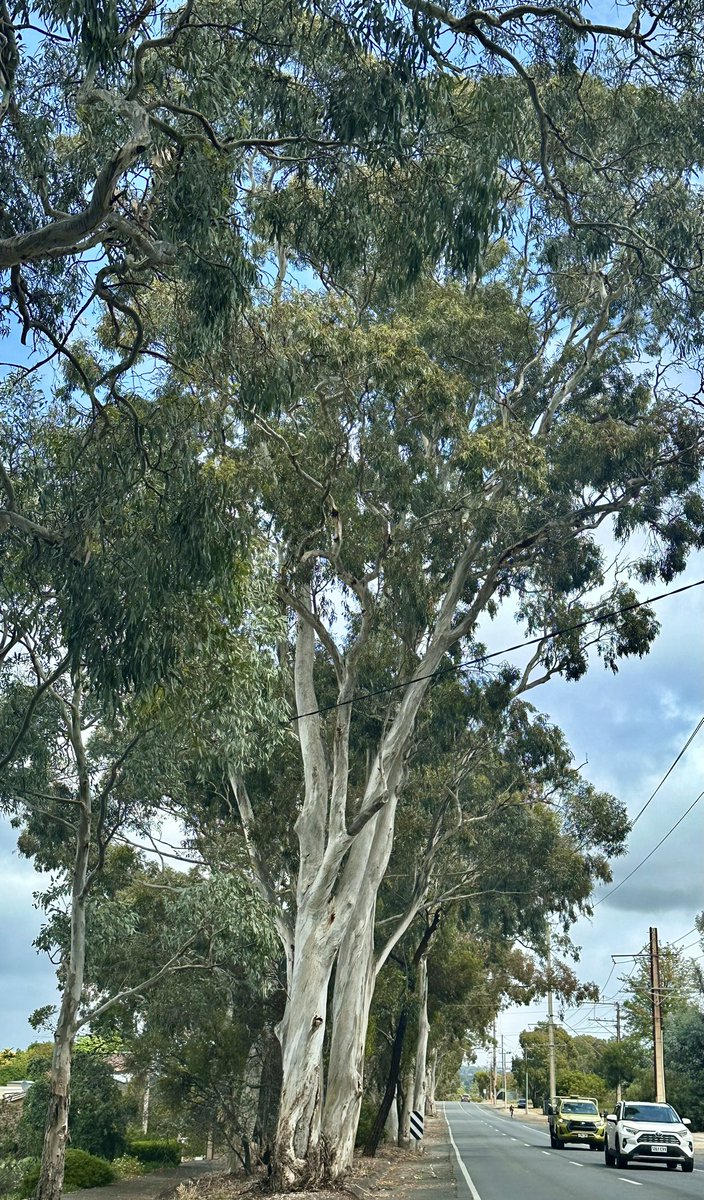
[443,1106,483,1200]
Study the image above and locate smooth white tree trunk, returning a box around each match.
[413,958,429,1118]
[425,1048,437,1116]
[384,1094,399,1144]
[322,801,397,1179]
[398,1071,413,1147]
[272,910,337,1191]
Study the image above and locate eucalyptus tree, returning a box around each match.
[210,185,704,1183]
[0,386,271,1200]
[357,693,621,1154]
[324,675,627,1165]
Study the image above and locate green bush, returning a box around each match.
[125,1139,181,1166]
[0,1156,35,1198]
[19,1057,126,1160]
[21,1149,115,1196]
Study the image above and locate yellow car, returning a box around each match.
[548,1098,606,1150]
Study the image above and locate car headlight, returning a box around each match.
[623,1126,639,1136]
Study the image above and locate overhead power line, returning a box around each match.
[630,716,704,827]
[287,576,704,724]
[595,789,704,908]
[670,926,698,945]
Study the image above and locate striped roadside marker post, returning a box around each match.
[410,1110,424,1143]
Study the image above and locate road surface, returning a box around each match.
[443,1102,703,1200]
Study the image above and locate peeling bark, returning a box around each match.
[322,802,397,1180]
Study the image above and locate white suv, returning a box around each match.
[605,1101,694,1172]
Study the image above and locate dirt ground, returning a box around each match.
[158,1117,455,1200]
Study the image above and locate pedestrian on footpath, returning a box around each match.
[509,1104,514,1119]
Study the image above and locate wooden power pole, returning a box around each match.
[649,926,666,1102]
[546,932,557,1103]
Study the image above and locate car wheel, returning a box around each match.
[615,1140,628,1169]
[555,1138,564,1150]
[550,1133,557,1148]
[589,1144,600,1151]
[682,1160,694,1173]
[605,1144,616,1168]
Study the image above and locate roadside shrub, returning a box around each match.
[111,1156,145,1180]
[19,1057,126,1160]
[0,1156,35,1198]
[21,1149,115,1196]
[126,1139,181,1166]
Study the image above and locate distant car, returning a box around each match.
[460,1094,471,1103]
[517,1099,527,1109]
[605,1101,694,1172]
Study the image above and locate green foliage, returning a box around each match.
[622,947,697,1042]
[20,1151,114,1197]
[0,1104,22,1160]
[0,1156,34,1198]
[125,1140,181,1166]
[663,1005,704,1130]
[0,1047,52,1087]
[19,1057,126,1161]
[556,1070,607,1102]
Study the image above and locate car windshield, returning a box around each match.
[623,1104,679,1124]
[562,1102,598,1115]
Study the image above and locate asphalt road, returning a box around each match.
[443,1102,704,1200]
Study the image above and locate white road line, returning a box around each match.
[523,1143,530,1148]
[444,1112,483,1200]
[618,1179,642,1186]
[541,1150,551,1156]
[510,1137,518,1142]
[568,1161,584,1167]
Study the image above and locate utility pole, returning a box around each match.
[616,1001,622,1103]
[650,926,666,1102]
[491,1019,497,1105]
[501,1034,507,1107]
[524,1047,529,1109]
[546,931,557,1104]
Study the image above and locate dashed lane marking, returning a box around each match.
[541,1151,551,1156]
[568,1161,584,1167]
[618,1179,642,1186]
